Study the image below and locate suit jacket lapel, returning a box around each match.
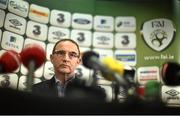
[48,76,58,97]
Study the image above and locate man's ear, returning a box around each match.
[78,57,82,64]
[50,54,53,63]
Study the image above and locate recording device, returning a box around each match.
[102,57,136,84]
[144,80,180,107]
[82,51,128,87]
[144,80,161,101]
[161,62,180,86]
[82,51,138,102]
[101,57,137,102]
[20,44,46,92]
[0,50,21,73]
[20,44,46,70]
[101,57,125,80]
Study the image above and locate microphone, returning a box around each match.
[144,80,180,107]
[101,57,125,80]
[20,44,46,92]
[20,44,46,70]
[102,57,137,102]
[102,57,136,84]
[82,51,128,87]
[144,80,161,101]
[161,62,180,86]
[82,50,101,70]
[135,80,166,107]
[82,51,131,102]
[0,50,21,73]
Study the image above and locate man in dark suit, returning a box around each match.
[32,39,106,100]
[32,39,82,97]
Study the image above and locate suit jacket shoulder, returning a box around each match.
[32,77,58,98]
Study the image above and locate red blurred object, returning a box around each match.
[0,50,21,73]
[20,44,46,70]
[136,86,145,98]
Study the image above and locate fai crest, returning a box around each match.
[141,18,176,51]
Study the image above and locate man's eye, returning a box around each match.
[56,51,65,55]
[58,51,64,55]
[70,53,76,57]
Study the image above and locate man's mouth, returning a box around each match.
[61,64,70,68]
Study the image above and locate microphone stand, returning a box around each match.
[26,60,35,92]
[112,73,128,102]
[0,65,3,73]
[113,73,121,102]
[91,70,98,86]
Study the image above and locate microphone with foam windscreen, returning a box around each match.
[82,50,100,85]
[144,80,180,107]
[82,50,101,70]
[82,51,131,102]
[20,44,46,70]
[139,80,167,107]
[0,50,21,73]
[82,51,128,87]
[101,57,125,80]
[102,57,135,84]
[102,57,137,102]
[161,62,180,86]
[20,44,46,92]
[144,80,161,101]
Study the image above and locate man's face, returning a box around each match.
[50,41,81,75]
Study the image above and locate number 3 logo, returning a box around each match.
[57,13,65,23]
[33,25,41,35]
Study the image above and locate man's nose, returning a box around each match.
[64,53,70,59]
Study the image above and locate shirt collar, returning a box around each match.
[55,75,75,85]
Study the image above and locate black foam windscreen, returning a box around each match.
[82,51,99,69]
[162,62,180,85]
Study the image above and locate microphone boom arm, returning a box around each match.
[26,60,35,92]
